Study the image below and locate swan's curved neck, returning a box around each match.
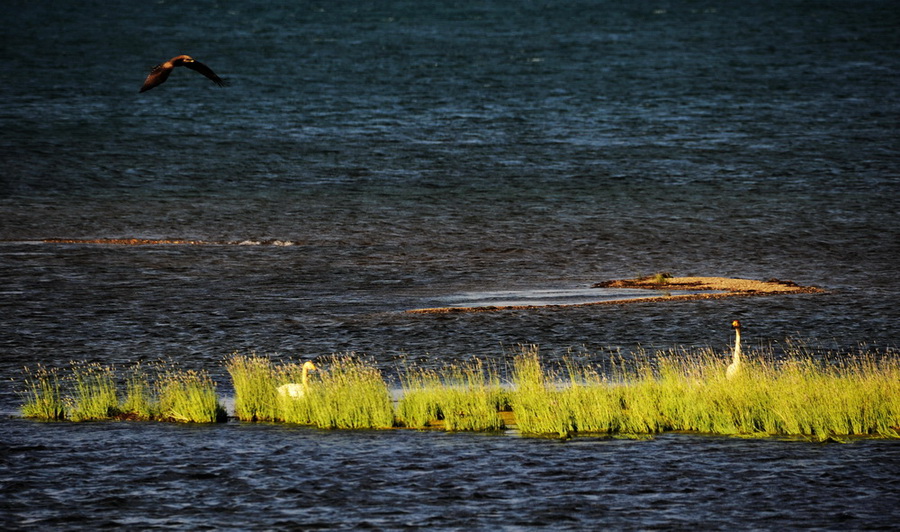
[301,366,311,386]
[733,328,742,361]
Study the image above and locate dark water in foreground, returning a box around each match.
[3,421,899,530]
[2,0,899,528]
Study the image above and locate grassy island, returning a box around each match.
[19,346,899,441]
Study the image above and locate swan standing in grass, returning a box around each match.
[277,361,318,398]
[726,319,742,379]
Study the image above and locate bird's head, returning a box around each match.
[302,361,318,372]
[732,319,741,330]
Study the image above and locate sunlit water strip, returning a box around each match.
[441,287,720,308]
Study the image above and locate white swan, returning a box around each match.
[726,319,742,379]
[277,361,317,398]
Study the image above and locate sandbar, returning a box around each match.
[408,276,824,314]
[40,238,299,246]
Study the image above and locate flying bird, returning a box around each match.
[139,55,228,93]
[726,319,742,379]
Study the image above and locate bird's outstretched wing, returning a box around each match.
[184,60,229,87]
[139,64,171,93]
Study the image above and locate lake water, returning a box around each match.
[2,0,898,528]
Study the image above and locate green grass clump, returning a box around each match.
[121,363,160,420]
[67,362,120,421]
[304,356,394,429]
[227,354,396,429]
[226,354,277,422]
[652,272,673,284]
[19,360,225,423]
[559,358,665,436]
[511,348,900,440]
[511,349,574,437]
[157,369,226,423]
[557,361,620,434]
[20,365,66,420]
[398,359,506,431]
[397,367,444,428]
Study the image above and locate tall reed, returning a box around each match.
[304,356,395,429]
[226,354,277,421]
[121,362,159,419]
[397,366,444,428]
[67,362,120,421]
[511,348,574,437]
[398,359,506,431]
[157,369,226,423]
[20,365,66,420]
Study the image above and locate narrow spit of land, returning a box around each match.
[596,275,824,298]
[39,238,300,246]
[408,276,824,314]
[43,238,208,245]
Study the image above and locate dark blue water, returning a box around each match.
[2,0,899,528]
[3,420,898,530]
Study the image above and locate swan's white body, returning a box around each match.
[277,361,317,398]
[726,320,742,379]
[277,382,307,398]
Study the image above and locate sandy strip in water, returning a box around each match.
[40,238,299,246]
[43,238,207,245]
[408,276,824,314]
